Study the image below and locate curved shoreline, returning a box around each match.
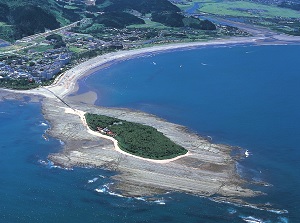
[3,36,288,202]
[3,34,300,100]
[46,37,263,99]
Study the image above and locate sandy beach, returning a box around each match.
[45,36,264,99]
[2,33,300,208]
[4,34,300,101]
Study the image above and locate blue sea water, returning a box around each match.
[79,44,300,222]
[1,44,299,223]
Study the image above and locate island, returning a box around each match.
[85,113,188,160]
[1,0,300,214]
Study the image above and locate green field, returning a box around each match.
[127,17,168,29]
[27,44,53,52]
[199,1,300,19]
[69,46,87,53]
[85,113,188,160]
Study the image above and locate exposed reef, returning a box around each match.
[44,97,261,200]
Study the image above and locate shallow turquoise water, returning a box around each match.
[1,44,299,223]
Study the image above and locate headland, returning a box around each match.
[2,34,300,208]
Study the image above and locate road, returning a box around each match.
[0,19,85,55]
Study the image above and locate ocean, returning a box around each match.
[1,44,299,222]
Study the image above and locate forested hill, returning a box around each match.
[95,0,180,13]
[0,0,66,40]
[0,0,216,41]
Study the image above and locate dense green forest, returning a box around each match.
[0,0,63,40]
[0,0,217,41]
[45,34,66,49]
[94,12,145,28]
[97,0,180,14]
[85,113,187,160]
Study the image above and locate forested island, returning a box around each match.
[85,113,188,159]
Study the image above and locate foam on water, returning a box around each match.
[39,122,48,127]
[228,208,237,214]
[240,216,264,223]
[88,177,99,183]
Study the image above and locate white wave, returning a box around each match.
[240,216,264,223]
[38,159,72,170]
[88,177,99,184]
[40,122,48,127]
[201,62,207,66]
[245,150,250,158]
[210,197,288,215]
[135,197,146,202]
[227,208,237,214]
[99,175,106,178]
[153,199,165,205]
[268,209,288,214]
[278,216,289,223]
[95,188,106,193]
[108,192,125,198]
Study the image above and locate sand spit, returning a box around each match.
[44,97,260,199]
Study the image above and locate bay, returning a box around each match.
[80,44,300,222]
[1,44,299,222]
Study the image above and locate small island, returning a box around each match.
[85,113,188,160]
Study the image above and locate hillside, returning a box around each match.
[0,0,216,41]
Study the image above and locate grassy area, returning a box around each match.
[85,113,188,160]
[127,18,168,29]
[199,1,300,19]
[28,44,53,52]
[69,46,87,53]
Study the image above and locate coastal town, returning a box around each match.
[0,29,108,85]
[0,0,251,89]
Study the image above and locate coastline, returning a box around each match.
[45,36,264,99]
[4,34,300,100]
[44,97,260,200]
[2,34,300,206]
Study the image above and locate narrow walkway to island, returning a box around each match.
[64,107,191,164]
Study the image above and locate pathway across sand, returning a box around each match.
[64,107,190,164]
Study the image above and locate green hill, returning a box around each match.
[0,0,85,40]
[0,0,216,41]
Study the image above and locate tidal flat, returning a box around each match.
[43,96,260,201]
